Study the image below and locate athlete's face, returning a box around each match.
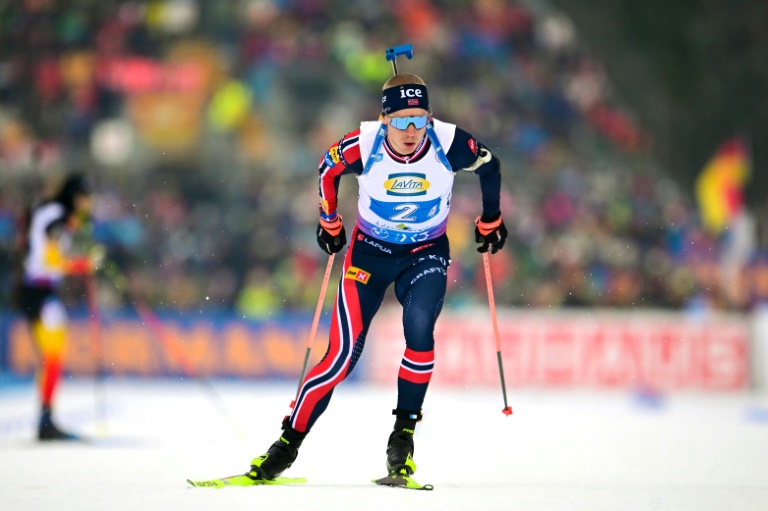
[74,193,92,214]
[385,108,428,156]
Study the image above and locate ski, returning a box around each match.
[372,473,434,491]
[187,474,307,488]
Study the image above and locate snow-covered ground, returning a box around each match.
[1,378,767,511]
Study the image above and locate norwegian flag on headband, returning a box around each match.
[407,98,419,106]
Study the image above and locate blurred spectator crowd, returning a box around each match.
[1,0,768,317]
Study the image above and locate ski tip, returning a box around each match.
[187,475,307,488]
[373,474,433,491]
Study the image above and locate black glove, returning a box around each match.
[317,215,346,255]
[475,215,507,254]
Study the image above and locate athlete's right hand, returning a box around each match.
[316,215,346,255]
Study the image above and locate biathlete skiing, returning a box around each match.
[190,44,507,489]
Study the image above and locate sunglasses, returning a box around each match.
[389,115,429,131]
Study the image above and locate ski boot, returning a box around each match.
[386,409,422,476]
[248,419,306,480]
[38,406,79,441]
[374,409,433,490]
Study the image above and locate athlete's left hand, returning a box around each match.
[475,215,507,254]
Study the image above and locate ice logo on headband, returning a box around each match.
[382,84,428,114]
[399,88,423,98]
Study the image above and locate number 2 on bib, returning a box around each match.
[391,204,419,222]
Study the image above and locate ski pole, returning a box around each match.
[103,262,246,438]
[101,263,194,373]
[134,300,247,438]
[482,252,513,416]
[291,253,335,408]
[85,272,109,432]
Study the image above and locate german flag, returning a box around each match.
[695,138,750,234]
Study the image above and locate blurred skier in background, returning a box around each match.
[15,173,103,441]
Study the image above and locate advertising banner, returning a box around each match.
[367,309,750,391]
[1,312,329,380]
[1,309,750,391]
